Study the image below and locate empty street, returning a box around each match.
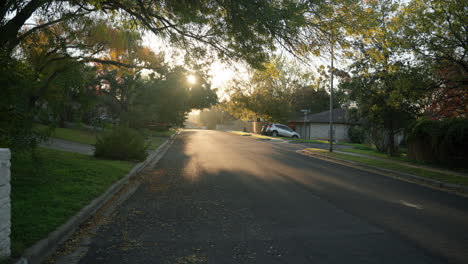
[61,130,468,263]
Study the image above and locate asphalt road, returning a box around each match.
[69,129,468,264]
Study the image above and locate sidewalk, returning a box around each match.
[41,138,94,155]
[41,137,166,157]
[334,150,468,178]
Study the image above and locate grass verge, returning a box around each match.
[34,124,99,145]
[146,137,168,150]
[306,148,468,186]
[338,147,410,162]
[10,147,135,256]
[147,128,177,138]
[288,138,366,147]
[144,129,175,150]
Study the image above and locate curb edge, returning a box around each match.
[14,132,179,264]
[298,149,468,196]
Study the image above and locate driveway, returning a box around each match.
[52,129,468,263]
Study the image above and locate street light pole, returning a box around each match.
[329,35,334,152]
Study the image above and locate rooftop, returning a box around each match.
[290,108,359,124]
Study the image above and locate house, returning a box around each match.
[288,108,359,142]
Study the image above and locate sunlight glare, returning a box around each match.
[187,75,197,84]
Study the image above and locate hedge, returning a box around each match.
[407,117,468,168]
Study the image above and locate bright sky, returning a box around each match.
[141,30,340,104]
[142,33,238,94]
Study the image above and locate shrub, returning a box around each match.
[94,126,147,161]
[348,125,367,143]
[407,117,468,168]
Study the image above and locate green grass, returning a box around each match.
[306,148,468,186]
[146,137,168,150]
[288,138,331,144]
[34,124,100,145]
[339,147,409,162]
[288,138,368,147]
[143,129,175,150]
[10,148,135,256]
[152,129,177,137]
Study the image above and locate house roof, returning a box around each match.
[290,108,358,124]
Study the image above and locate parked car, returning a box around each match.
[264,123,300,138]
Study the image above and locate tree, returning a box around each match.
[199,106,231,129]
[129,67,218,128]
[401,0,467,78]
[1,0,312,67]
[224,56,338,122]
[337,0,430,156]
[0,0,316,151]
[340,64,434,152]
[401,0,467,119]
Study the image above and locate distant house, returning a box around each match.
[288,108,359,142]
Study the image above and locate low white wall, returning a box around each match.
[0,148,11,257]
[296,123,349,142]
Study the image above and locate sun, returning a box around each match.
[187,75,197,84]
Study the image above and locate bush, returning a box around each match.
[407,117,468,168]
[348,125,367,143]
[94,126,147,161]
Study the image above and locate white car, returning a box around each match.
[265,124,300,139]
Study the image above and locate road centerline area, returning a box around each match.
[399,200,424,210]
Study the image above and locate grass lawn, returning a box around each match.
[338,147,410,162]
[287,138,331,144]
[146,136,168,150]
[147,128,177,137]
[144,129,176,150]
[34,124,100,145]
[287,138,366,147]
[10,148,135,256]
[306,148,468,186]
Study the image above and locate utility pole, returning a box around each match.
[329,34,334,152]
[301,109,310,139]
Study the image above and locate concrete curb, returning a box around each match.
[298,149,468,196]
[14,132,179,264]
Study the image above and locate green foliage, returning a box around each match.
[0,56,49,152]
[94,126,147,161]
[0,0,315,153]
[128,67,218,128]
[347,125,367,144]
[400,0,467,119]
[224,56,334,123]
[199,106,232,129]
[407,118,468,167]
[1,0,311,68]
[337,0,437,156]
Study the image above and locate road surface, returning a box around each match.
[57,129,468,263]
